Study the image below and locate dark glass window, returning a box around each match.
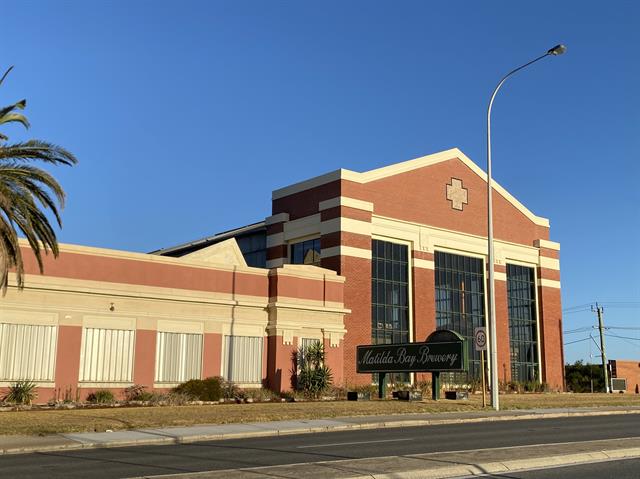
[435,251,485,383]
[290,238,321,266]
[372,239,409,384]
[507,264,539,382]
[236,232,267,268]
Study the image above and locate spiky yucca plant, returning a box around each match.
[3,380,37,405]
[0,66,77,293]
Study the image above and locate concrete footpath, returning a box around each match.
[0,405,639,457]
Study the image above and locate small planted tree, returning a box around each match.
[296,341,333,399]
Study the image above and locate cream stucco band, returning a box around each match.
[534,239,561,251]
[318,196,374,212]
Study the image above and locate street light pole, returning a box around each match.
[487,44,566,411]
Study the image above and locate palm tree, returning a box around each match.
[0,66,77,293]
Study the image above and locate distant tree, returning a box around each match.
[0,66,77,293]
[565,360,605,393]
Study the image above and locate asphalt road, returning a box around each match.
[466,457,640,478]
[1,414,638,479]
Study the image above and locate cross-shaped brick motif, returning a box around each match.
[446,178,468,211]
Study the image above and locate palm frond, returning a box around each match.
[0,112,30,129]
[0,140,78,166]
[0,66,14,87]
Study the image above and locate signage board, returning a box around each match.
[356,332,467,374]
[474,327,487,352]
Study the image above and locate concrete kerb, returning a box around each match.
[0,407,639,456]
[129,445,640,479]
[383,448,640,479]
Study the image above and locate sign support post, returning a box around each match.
[432,372,440,400]
[378,373,386,399]
[474,327,488,408]
[481,349,486,408]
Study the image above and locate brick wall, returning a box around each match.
[610,360,640,394]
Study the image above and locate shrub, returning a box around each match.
[245,387,279,402]
[4,380,37,405]
[124,384,154,402]
[221,380,240,400]
[86,389,115,404]
[163,391,192,406]
[173,377,223,401]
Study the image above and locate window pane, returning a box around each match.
[435,251,485,384]
[507,264,538,383]
[371,240,409,349]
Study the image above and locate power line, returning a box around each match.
[564,327,593,334]
[604,333,640,351]
[605,333,640,341]
[563,303,593,312]
[564,336,591,346]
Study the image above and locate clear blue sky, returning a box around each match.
[3,1,639,364]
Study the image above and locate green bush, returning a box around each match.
[86,389,115,404]
[4,380,37,405]
[173,377,223,401]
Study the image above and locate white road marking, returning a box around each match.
[296,437,414,449]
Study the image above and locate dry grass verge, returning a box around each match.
[0,393,638,436]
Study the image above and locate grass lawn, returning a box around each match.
[1,393,639,436]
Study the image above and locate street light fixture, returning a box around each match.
[486,44,566,411]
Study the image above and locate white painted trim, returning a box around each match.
[534,239,561,251]
[320,217,372,236]
[0,381,54,388]
[157,320,204,334]
[221,323,266,337]
[78,382,134,388]
[321,245,372,260]
[271,148,550,227]
[539,279,561,289]
[434,245,486,261]
[265,213,290,225]
[318,196,374,212]
[495,272,507,282]
[540,256,560,271]
[413,258,434,270]
[0,310,58,326]
[83,316,136,330]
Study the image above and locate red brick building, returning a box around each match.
[610,360,640,393]
[1,148,564,400]
[160,148,565,390]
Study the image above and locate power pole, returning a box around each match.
[592,303,609,393]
